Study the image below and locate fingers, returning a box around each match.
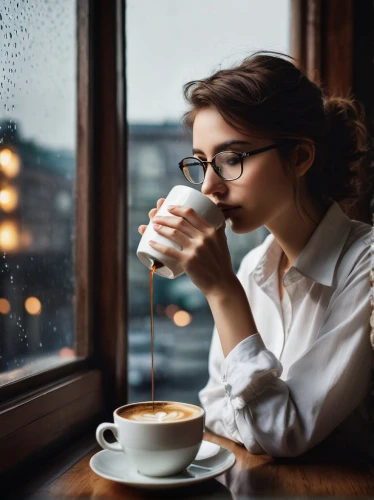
[148,208,158,220]
[156,197,165,210]
[152,218,192,246]
[139,197,167,235]
[148,239,182,262]
[167,205,212,233]
[148,198,165,220]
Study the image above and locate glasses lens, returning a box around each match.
[215,152,242,180]
[181,158,205,184]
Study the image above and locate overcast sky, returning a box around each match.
[127,0,290,123]
[0,0,290,150]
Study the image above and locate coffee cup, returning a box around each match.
[137,185,225,279]
[96,401,205,477]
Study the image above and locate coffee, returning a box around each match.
[117,402,202,423]
[150,261,163,409]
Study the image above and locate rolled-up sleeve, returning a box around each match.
[221,334,282,410]
[200,242,372,457]
[199,325,246,445]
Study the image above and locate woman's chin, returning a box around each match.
[227,219,249,234]
[227,217,260,234]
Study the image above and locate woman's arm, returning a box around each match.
[199,248,271,451]
[215,243,372,457]
[205,276,258,357]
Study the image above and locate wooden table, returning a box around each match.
[27,430,374,499]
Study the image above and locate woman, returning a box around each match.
[138,52,373,457]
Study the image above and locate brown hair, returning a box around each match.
[182,52,373,222]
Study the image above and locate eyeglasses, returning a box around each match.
[178,143,282,184]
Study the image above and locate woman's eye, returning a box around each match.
[226,156,241,166]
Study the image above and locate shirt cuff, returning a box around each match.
[221,333,283,410]
[222,396,243,443]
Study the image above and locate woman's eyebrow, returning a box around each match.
[192,140,252,156]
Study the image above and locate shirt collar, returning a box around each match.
[252,201,352,287]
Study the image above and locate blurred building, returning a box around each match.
[0,120,75,371]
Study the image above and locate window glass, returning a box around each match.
[127,0,290,404]
[0,0,77,384]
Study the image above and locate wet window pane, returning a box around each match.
[127,0,290,404]
[0,0,77,384]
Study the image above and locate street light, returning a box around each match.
[0,221,20,252]
[0,186,19,212]
[0,148,21,178]
[0,147,22,252]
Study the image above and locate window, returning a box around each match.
[0,0,78,384]
[0,0,118,477]
[127,0,291,405]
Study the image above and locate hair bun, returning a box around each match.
[319,96,373,206]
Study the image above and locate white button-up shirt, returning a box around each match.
[199,201,373,457]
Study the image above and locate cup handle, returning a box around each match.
[96,423,122,452]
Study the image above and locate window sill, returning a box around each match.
[2,429,98,498]
[0,353,81,387]
[0,369,103,478]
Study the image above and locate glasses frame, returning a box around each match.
[178,143,283,184]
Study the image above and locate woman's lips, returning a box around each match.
[219,206,241,219]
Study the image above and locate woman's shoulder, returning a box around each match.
[342,218,371,264]
[346,218,371,247]
[333,218,371,288]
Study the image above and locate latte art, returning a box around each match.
[129,410,188,422]
[118,402,202,423]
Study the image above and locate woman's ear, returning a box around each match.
[290,142,315,178]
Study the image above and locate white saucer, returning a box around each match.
[90,440,235,490]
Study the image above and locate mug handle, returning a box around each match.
[96,423,122,452]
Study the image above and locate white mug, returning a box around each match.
[96,401,205,477]
[137,185,225,279]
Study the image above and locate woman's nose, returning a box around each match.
[201,164,227,197]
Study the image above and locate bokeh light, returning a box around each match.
[0,148,21,178]
[0,298,11,315]
[173,310,192,327]
[59,347,75,358]
[165,304,180,319]
[25,297,42,316]
[0,186,19,212]
[0,221,20,251]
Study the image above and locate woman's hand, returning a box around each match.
[138,198,165,236]
[145,204,237,297]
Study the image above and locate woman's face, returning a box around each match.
[193,106,296,234]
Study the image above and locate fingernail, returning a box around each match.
[168,205,176,209]
[153,223,161,229]
[153,216,160,221]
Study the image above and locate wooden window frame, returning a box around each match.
[0,0,127,483]
[291,0,353,96]
[291,0,372,224]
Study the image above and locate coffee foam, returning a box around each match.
[118,402,201,423]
